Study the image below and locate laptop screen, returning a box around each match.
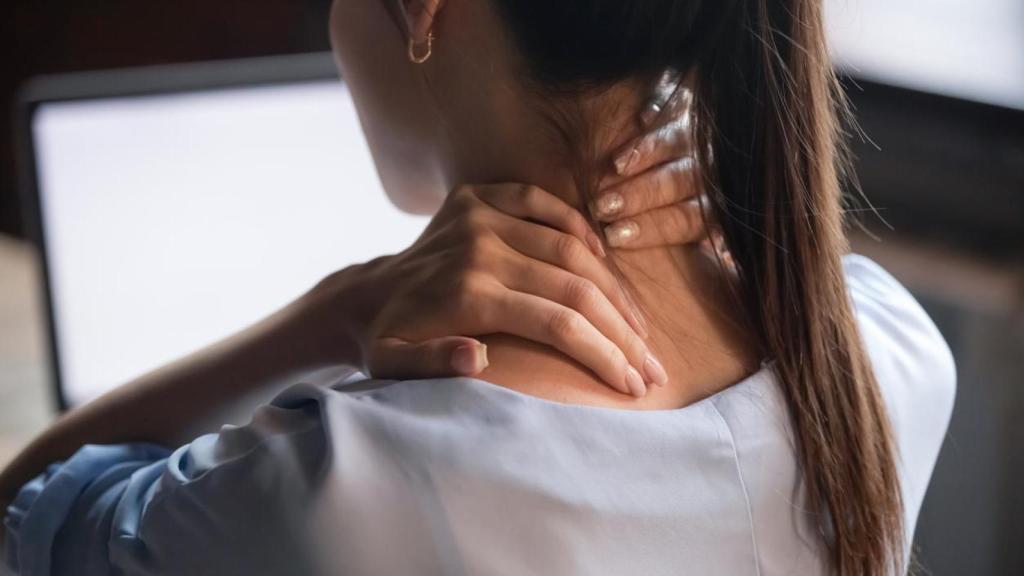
[32,79,428,408]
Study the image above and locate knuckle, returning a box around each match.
[673,202,700,227]
[565,207,588,231]
[473,183,499,201]
[547,309,584,343]
[460,233,496,269]
[620,330,647,362]
[666,119,690,145]
[671,159,699,186]
[452,184,476,202]
[563,277,599,310]
[611,348,630,376]
[459,210,491,239]
[640,172,666,201]
[450,186,480,214]
[518,184,545,207]
[554,234,586,263]
[599,346,630,384]
[668,203,703,239]
[449,272,489,312]
[640,132,661,156]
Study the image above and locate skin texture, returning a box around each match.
[331,0,758,410]
[330,0,725,398]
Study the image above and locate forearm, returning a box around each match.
[0,263,372,518]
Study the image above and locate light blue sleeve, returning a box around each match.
[4,444,171,576]
[4,388,329,576]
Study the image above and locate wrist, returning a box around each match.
[299,256,391,370]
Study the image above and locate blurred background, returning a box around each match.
[1,1,1021,574]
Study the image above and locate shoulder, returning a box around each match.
[842,254,956,419]
[842,254,956,534]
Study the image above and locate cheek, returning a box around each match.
[329,0,445,214]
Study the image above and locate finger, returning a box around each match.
[496,257,663,387]
[590,158,701,222]
[477,184,605,257]
[640,75,693,128]
[612,114,694,178]
[494,288,648,397]
[368,336,488,380]
[611,72,694,179]
[491,213,649,338]
[603,198,708,249]
[701,231,737,270]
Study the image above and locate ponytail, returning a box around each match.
[694,1,904,573]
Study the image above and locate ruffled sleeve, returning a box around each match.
[4,444,171,576]
[4,387,328,576]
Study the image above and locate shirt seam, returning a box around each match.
[710,399,763,576]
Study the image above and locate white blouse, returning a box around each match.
[4,255,956,576]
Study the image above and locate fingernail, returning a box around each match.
[591,192,624,220]
[605,220,640,247]
[625,366,646,397]
[643,353,668,387]
[451,343,488,374]
[614,146,640,175]
[641,101,663,126]
[585,231,607,258]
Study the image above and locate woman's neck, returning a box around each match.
[445,85,759,409]
[477,241,758,410]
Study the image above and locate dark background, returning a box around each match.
[4,1,1023,574]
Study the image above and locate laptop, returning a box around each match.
[17,53,429,410]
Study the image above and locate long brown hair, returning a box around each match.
[493,0,905,573]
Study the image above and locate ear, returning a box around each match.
[402,0,444,43]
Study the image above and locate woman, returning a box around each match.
[2,0,955,574]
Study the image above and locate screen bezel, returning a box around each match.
[16,53,342,411]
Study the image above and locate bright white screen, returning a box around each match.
[33,81,429,407]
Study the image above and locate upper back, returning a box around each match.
[294,254,955,575]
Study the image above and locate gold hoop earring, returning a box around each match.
[408,32,434,64]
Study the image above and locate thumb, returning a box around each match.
[367,336,489,380]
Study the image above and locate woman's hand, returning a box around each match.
[592,77,707,250]
[310,76,706,397]
[313,182,661,397]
